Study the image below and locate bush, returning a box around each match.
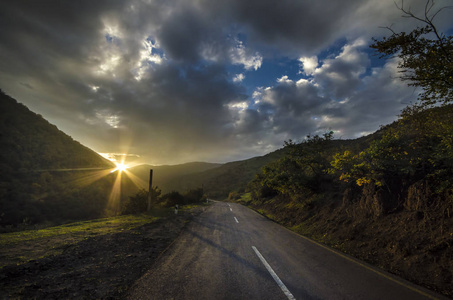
[160,191,184,207]
[121,189,148,214]
[121,187,161,214]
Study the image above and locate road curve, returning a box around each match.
[127,202,447,300]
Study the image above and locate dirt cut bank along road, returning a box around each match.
[128,201,447,300]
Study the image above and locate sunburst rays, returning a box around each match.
[52,154,147,216]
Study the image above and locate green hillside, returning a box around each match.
[0,91,118,230]
[159,148,289,198]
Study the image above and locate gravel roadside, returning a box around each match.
[0,206,207,299]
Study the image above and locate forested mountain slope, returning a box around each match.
[0,90,114,172]
[158,147,289,198]
[0,91,116,230]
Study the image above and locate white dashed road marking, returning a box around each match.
[252,246,295,300]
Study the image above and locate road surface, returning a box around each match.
[128,201,446,300]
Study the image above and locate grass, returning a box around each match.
[180,202,211,210]
[0,214,160,268]
[0,204,209,268]
[0,214,158,246]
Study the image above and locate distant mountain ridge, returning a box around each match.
[127,162,222,191]
[155,149,288,198]
[126,151,290,199]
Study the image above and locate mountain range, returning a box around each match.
[0,91,286,228]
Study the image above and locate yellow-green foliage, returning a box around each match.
[180,203,210,210]
[331,151,381,187]
[239,193,252,204]
[331,105,453,191]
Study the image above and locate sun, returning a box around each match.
[111,162,128,173]
[116,162,128,172]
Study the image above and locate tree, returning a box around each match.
[121,187,161,214]
[370,0,453,106]
[331,105,453,193]
[284,131,334,178]
[248,131,335,203]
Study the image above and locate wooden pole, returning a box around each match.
[147,169,153,211]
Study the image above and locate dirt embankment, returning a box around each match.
[242,192,453,298]
[0,207,206,299]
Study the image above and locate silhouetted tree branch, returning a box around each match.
[371,0,453,106]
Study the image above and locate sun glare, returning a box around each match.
[112,162,128,173]
[117,162,127,172]
[95,151,147,214]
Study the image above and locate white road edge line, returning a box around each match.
[230,208,233,212]
[234,217,239,223]
[252,246,296,300]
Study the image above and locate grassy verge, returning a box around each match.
[0,213,161,268]
[180,201,212,210]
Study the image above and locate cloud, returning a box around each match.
[253,76,330,138]
[250,54,415,142]
[312,39,370,99]
[229,39,263,70]
[157,5,207,62]
[276,76,293,84]
[233,73,245,82]
[299,56,318,76]
[337,58,416,137]
[222,0,405,56]
[0,0,449,164]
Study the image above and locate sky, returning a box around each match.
[0,0,452,165]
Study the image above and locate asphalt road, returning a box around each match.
[128,201,446,300]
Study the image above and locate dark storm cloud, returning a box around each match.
[0,0,450,164]
[215,0,449,57]
[254,78,331,140]
[223,0,363,55]
[158,6,209,62]
[0,1,121,73]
